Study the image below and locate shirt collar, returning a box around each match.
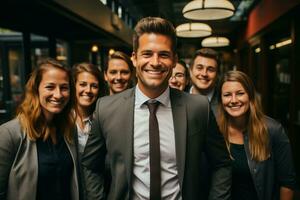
[135,84,171,108]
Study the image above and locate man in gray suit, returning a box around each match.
[82,17,231,200]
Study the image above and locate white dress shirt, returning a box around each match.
[76,116,93,155]
[132,85,181,200]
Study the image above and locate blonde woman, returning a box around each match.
[0,58,80,200]
[218,70,296,200]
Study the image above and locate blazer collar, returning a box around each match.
[121,88,135,189]
[170,88,187,187]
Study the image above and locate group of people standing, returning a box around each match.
[0,16,296,200]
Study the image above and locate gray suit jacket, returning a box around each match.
[82,88,231,200]
[0,119,80,200]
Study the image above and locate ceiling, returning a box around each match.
[120,0,260,55]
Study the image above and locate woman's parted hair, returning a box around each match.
[17,58,75,143]
[217,70,269,161]
[133,17,177,53]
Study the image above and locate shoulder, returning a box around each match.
[171,88,208,103]
[170,89,210,120]
[0,118,23,148]
[265,116,283,130]
[97,88,134,106]
[0,118,22,134]
[264,116,289,143]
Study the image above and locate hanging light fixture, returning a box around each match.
[201,36,230,47]
[176,22,212,38]
[183,0,235,20]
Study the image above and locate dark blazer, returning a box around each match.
[0,119,80,200]
[243,117,296,200]
[82,88,231,200]
[209,89,219,117]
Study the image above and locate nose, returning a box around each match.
[200,67,208,76]
[116,72,122,80]
[231,94,238,103]
[53,87,63,98]
[169,76,177,83]
[150,54,159,66]
[87,85,92,92]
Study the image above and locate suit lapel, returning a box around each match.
[170,89,187,187]
[120,88,135,188]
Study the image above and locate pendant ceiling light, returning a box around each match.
[201,36,230,47]
[176,22,212,38]
[183,0,235,20]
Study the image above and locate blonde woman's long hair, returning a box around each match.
[17,58,75,143]
[217,70,269,161]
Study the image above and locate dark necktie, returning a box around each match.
[146,101,161,200]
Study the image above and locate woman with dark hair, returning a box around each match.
[72,62,105,155]
[0,58,80,200]
[217,70,296,200]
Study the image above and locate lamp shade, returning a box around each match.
[176,22,212,38]
[201,37,230,47]
[183,0,235,20]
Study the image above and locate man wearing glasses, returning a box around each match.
[168,60,190,92]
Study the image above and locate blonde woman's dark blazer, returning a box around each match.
[82,88,232,200]
[0,119,80,200]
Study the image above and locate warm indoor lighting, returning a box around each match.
[91,45,99,52]
[176,22,212,38]
[255,47,261,53]
[183,0,235,20]
[109,48,115,55]
[201,36,230,47]
[269,39,292,50]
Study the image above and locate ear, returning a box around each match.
[131,52,137,68]
[104,72,108,81]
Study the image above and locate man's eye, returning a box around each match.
[109,70,117,74]
[160,53,170,58]
[45,85,54,90]
[175,73,184,78]
[91,84,99,89]
[141,52,152,57]
[196,66,204,70]
[207,67,216,73]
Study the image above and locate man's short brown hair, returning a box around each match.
[133,17,177,53]
[190,48,220,70]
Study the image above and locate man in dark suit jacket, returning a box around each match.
[82,17,231,200]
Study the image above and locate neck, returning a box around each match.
[77,105,92,119]
[192,86,212,96]
[229,115,247,131]
[109,89,115,96]
[137,83,168,99]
